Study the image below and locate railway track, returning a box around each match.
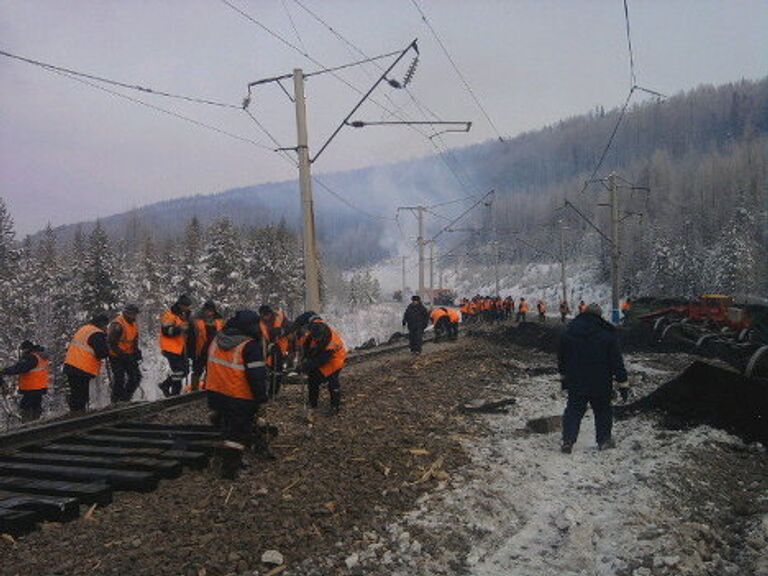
[0,335,424,537]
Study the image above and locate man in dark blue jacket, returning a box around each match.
[557,303,629,453]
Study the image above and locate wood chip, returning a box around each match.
[264,566,287,576]
[323,501,337,513]
[1,533,16,545]
[408,448,430,456]
[224,486,234,505]
[84,503,98,521]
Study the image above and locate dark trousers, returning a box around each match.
[407,328,424,353]
[538,312,546,323]
[64,367,93,412]
[308,369,341,409]
[562,392,613,446]
[267,347,285,397]
[161,352,189,396]
[516,312,527,323]
[110,358,142,402]
[207,391,257,447]
[447,322,459,340]
[19,390,45,421]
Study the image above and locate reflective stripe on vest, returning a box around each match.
[111,314,139,356]
[18,352,50,391]
[206,338,256,400]
[65,324,104,376]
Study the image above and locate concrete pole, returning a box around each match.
[429,242,434,291]
[494,242,500,297]
[293,69,321,312]
[609,173,621,324]
[560,224,568,306]
[402,255,407,297]
[417,207,425,301]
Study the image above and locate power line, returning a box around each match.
[409,0,505,142]
[313,177,396,221]
[0,48,241,109]
[280,0,309,56]
[48,68,274,151]
[623,0,637,88]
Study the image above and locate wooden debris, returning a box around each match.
[458,397,517,414]
[407,448,430,456]
[526,415,563,434]
[84,503,98,521]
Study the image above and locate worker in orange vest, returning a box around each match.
[516,298,530,323]
[537,300,547,323]
[191,300,225,391]
[0,340,50,421]
[446,307,460,341]
[206,310,269,479]
[63,314,110,413]
[430,307,451,342]
[578,300,587,314]
[258,305,293,396]
[559,300,570,323]
[158,295,192,397]
[108,303,142,403]
[298,317,347,417]
[621,298,632,323]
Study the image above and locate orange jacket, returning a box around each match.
[519,301,529,313]
[307,326,347,377]
[430,308,449,324]
[537,301,546,313]
[446,308,460,323]
[194,318,225,357]
[621,300,632,312]
[578,302,587,313]
[110,313,139,357]
[206,338,255,401]
[65,324,105,376]
[18,352,50,391]
[159,309,188,355]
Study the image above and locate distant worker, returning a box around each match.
[108,304,142,403]
[516,298,529,323]
[537,300,547,323]
[205,310,268,479]
[0,340,50,421]
[158,295,192,397]
[191,300,224,391]
[559,300,570,323]
[621,298,633,323]
[63,314,110,413]
[298,317,347,417]
[558,304,629,453]
[259,305,293,397]
[430,306,450,342]
[578,300,587,314]
[446,307,460,341]
[402,295,429,354]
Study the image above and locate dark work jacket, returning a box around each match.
[557,313,628,397]
[403,303,429,331]
[1,348,41,376]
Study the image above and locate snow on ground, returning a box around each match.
[348,351,762,576]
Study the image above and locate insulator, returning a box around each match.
[402,56,419,88]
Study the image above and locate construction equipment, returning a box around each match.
[639,294,768,379]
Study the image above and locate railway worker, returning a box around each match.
[402,295,429,354]
[258,305,293,396]
[0,340,50,421]
[191,300,224,391]
[537,299,547,323]
[559,300,570,323]
[158,294,192,397]
[430,306,451,342]
[621,298,633,323]
[558,303,629,453]
[503,296,514,320]
[107,304,143,403]
[63,314,110,413]
[445,307,460,341]
[516,298,529,323]
[205,310,269,479]
[297,316,347,417]
[578,300,587,315]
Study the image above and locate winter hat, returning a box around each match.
[411,295,421,302]
[586,303,603,317]
[123,303,140,314]
[226,310,261,338]
[176,294,192,307]
[90,313,110,327]
[19,340,34,351]
[291,311,320,332]
[258,305,274,316]
[203,300,218,312]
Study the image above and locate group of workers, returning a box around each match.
[459,295,550,323]
[0,296,347,476]
[402,295,461,354]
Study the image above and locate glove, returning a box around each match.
[617,380,630,402]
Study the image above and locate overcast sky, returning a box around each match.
[1,0,766,235]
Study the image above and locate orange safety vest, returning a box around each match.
[446,308,460,323]
[194,318,225,357]
[18,352,50,391]
[206,338,260,401]
[578,303,587,313]
[110,313,139,357]
[621,300,632,312]
[260,310,290,357]
[430,308,448,324]
[537,302,546,313]
[519,301,529,313]
[159,309,188,355]
[308,327,347,377]
[65,324,105,376]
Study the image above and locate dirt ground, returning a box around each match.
[1,325,766,576]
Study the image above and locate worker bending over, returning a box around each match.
[206,310,268,479]
[296,315,347,417]
[259,305,293,396]
[0,340,50,421]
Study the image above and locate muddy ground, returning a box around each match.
[1,325,766,576]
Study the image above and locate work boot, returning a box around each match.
[561,442,574,454]
[598,438,616,451]
[220,442,245,480]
